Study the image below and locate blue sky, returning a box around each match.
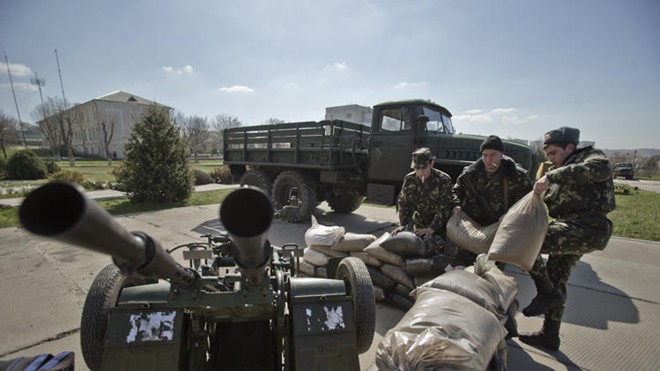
[1,0,658,149]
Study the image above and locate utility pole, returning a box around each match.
[31,72,48,120]
[4,54,28,149]
[54,49,67,107]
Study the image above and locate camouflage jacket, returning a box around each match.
[452,156,532,226]
[398,168,453,234]
[544,146,615,219]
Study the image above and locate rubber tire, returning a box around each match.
[80,264,147,370]
[335,257,376,354]
[272,171,317,223]
[240,170,273,196]
[327,193,363,214]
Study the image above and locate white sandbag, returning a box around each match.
[380,231,432,257]
[316,266,327,278]
[447,212,499,254]
[309,244,349,258]
[364,233,403,266]
[464,265,518,310]
[298,259,316,277]
[376,287,506,371]
[488,192,548,271]
[332,233,377,252]
[303,247,331,267]
[418,270,505,316]
[304,216,345,246]
[381,263,415,289]
[349,251,382,267]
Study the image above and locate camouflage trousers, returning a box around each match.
[530,216,613,321]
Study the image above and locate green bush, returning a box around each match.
[5,150,48,180]
[194,169,214,185]
[0,157,6,179]
[44,160,61,175]
[116,106,193,203]
[49,169,85,184]
[209,166,233,184]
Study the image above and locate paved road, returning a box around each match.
[616,179,660,193]
[1,191,659,370]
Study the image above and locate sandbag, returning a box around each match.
[381,263,415,289]
[418,270,505,316]
[349,251,382,267]
[464,265,518,310]
[403,254,453,277]
[414,275,435,287]
[394,283,413,297]
[316,266,327,278]
[447,212,499,254]
[488,192,548,271]
[304,216,345,246]
[309,244,349,258]
[303,247,331,267]
[364,233,403,266]
[373,285,386,301]
[380,231,433,257]
[377,288,506,371]
[332,232,377,252]
[367,266,397,290]
[298,259,317,277]
[385,292,415,312]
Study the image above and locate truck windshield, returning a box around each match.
[422,106,455,134]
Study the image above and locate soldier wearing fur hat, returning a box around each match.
[519,126,615,351]
[394,148,453,242]
[451,135,533,266]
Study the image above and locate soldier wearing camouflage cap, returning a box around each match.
[519,126,615,351]
[394,148,453,244]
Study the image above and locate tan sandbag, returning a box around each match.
[418,270,505,316]
[303,247,331,267]
[381,263,415,289]
[464,265,518,310]
[298,259,316,277]
[377,288,506,370]
[447,212,499,254]
[316,266,327,278]
[367,266,397,290]
[332,232,377,252]
[488,192,548,271]
[309,244,349,258]
[349,251,382,267]
[380,231,433,257]
[364,233,403,266]
[373,285,386,301]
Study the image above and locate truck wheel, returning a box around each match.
[272,171,317,223]
[335,257,376,354]
[81,264,147,370]
[327,193,363,213]
[240,170,272,196]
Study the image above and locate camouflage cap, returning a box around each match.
[543,126,580,147]
[411,147,434,169]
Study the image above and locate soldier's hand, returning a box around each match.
[452,206,462,215]
[415,228,434,238]
[391,226,405,236]
[534,175,550,195]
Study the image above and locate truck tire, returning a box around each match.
[327,193,363,213]
[81,264,148,370]
[240,170,272,196]
[272,171,317,223]
[335,257,376,354]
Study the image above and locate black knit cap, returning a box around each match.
[480,135,504,152]
[543,126,580,147]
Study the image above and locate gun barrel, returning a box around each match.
[19,181,194,287]
[220,186,273,286]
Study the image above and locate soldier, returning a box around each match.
[393,148,453,249]
[451,135,532,265]
[519,126,615,350]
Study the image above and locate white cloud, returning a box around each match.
[162,65,194,75]
[324,61,348,71]
[0,82,37,91]
[393,81,428,89]
[454,107,538,125]
[492,108,516,114]
[0,62,33,77]
[219,85,255,93]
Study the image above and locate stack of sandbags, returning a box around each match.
[446,211,499,255]
[376,264,517,370]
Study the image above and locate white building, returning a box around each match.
[325,104,372,126]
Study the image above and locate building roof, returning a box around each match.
[94,91,171,108]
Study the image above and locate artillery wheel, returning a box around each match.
[240,170,273,196]
[81,264,148,370]
[327,193,363,214]
[335,257,376,354]
[272,171,317,223]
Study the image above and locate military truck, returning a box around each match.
[223,99,538,222]
[613,162,634,180]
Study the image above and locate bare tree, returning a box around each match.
[180,115,209,162]
[0,110,18,159]
[211,114,242,132]
[264,118,285,125]
[101,121,115,166]
[31,98,63,161]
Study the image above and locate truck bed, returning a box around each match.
[223,120,370,171]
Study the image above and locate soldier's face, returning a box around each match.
[415,161,433,180]
[482,150,503,173]
[544,144,574,167]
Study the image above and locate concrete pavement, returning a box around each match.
[1,195,659,370]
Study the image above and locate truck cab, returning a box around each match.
[366,99,538,204]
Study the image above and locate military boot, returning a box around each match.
[519,318,561,351]
[523,274,564,317]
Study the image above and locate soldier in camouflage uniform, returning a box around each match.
[393,148,453,252]
[519,126,615,351]
[451,135,532,265]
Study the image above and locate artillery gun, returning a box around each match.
[19,182,375,371]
